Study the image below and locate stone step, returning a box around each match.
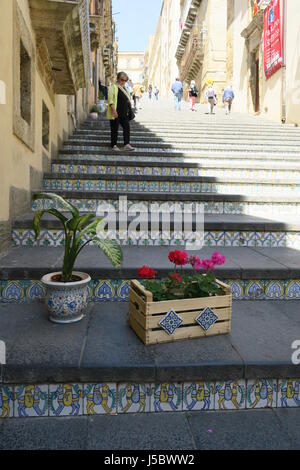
[70,134,300,146]
[42,173,300,197]
[75,128,300,138]
[31,190,300,217]
[0,301,299,415]
[12,213,300,248]
[63,140,300,154]
[1,246,300,304]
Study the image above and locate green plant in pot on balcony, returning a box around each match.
[32,193,123,324]
[90,105,99,120]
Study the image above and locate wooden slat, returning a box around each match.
[130,280,153,301]
[129,303,147,330]
[147,295,231,315]
[146,321,231,345]
[129,287,147,314]
[129,315,147,344]
[147,307,231,330]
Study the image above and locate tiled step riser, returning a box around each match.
[43,178,300,197]
[1,379,299,419]
[1,279,300,303]
[52,163,300,180]
[32,199,300,217]
[64,143,300,154]
[12,229,300,249]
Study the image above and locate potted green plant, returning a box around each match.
[33,193,123,324]
[89,105,99,120]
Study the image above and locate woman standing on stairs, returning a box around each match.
[107,71,135,152]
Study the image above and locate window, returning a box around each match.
[20,40,31,125]
[42,101,49,151]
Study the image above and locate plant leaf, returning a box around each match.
[32,193,79,218]
[93,239,123,268]
[33,209,68,239]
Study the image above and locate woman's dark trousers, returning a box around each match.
[110,118,130,147]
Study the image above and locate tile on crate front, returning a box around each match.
[14,385,49,418]
[246,379,277,409]
[117,384,151,413]
[277,379,300,408]
[150,383,182,413]
[84,384,117,415]
[215,381,246,410]
[0,386,14,418]
[49,384,83,417]
[183,382,214,411]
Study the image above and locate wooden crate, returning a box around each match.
[129,279,232,345]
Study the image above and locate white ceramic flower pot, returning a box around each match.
[41,272,91,324]
[90,112,98,120]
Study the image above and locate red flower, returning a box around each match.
[138,266,157,279]
[168,250,188,266]
[170,273,182,283]
[201,259,216,271]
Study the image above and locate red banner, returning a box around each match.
[264,0,282,79]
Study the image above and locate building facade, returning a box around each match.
[0,0,114,251]
[146,0,181,98]
[118,52,145,85]
[176,0,227,100]
[228,0,300,124]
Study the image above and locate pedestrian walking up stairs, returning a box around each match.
[1,107,300,420]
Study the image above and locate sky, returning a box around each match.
[112,0,163,52]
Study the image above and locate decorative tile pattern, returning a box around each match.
[151,383,182,413]
[246,380,277,409]
[215,381,246,410]
[0,386,14,418]
[183,382,214,411]
[196,307,219,331]
[159,310,183,336]
[118,384,151,413]
[14,385,49,418]
[49,384,83,417]
[278,379,300,408]
[84,384,117,415]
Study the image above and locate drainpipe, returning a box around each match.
[281,0,287,123]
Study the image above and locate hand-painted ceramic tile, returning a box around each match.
[278,379,300,408]
[245,280,265,300]
[14,385,49,418]
[247,380,277,409]
[215,381,246,410]
[150,383,182,413]
[226,280,245,300]
[84,384,117,415]
[49,384,83,417]
[0,386,14,418]
[285,281,300,299]
[118,384,151,413]
[265,281,285,300]
[183,382,214,411]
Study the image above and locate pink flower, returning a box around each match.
[189,256,202,271]
[211,252,226,266]
[201,259,216,271]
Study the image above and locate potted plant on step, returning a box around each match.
[89,105,99,120]
[33,193,123,324]
[129,250,232,345]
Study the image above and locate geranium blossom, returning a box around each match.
[168,250,188,266]
[138,266,157,279]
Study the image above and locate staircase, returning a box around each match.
[1,103,299,418]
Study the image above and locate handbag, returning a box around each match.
[118,85,135,121]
